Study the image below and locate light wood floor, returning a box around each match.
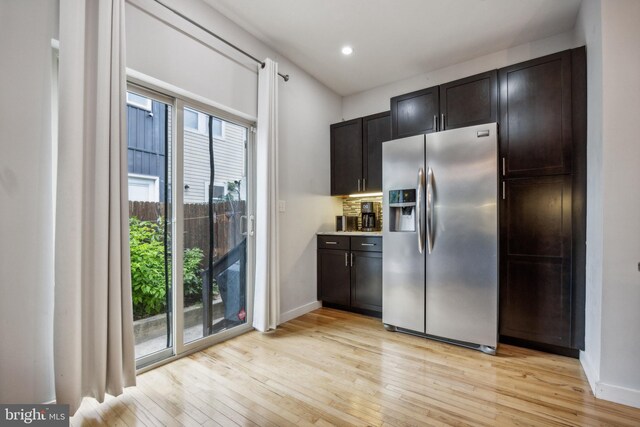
[72,308,640,426]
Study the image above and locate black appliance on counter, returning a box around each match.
[361,202,379,231]
[336,215,358,232]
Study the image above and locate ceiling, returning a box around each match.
[205,0,582,96]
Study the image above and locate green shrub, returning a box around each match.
[129,217,204,319]
[183,246,204,299]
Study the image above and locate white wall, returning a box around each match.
[342,31,578,120]
[574,0,604,393]
[126,0,342,319]
[576,0,640,408]
[0,0,58,403]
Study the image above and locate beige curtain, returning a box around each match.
[55,0,135,414]
[253,58,280,332]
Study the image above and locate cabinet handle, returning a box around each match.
[433,115,437,131]
[350,252,354,267]
[502,181,506,200]
[345,252,348,267]
[441,114,445,131]
[363,178,366,191]
[502,157,506,176]
[357,179,361,192]
[360,243,375,246]
[325,241,338,245]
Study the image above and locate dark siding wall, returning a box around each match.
[127,101,167,202]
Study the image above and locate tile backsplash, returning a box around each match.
[342,196,383,231]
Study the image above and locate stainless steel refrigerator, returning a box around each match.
[382,123,498,354]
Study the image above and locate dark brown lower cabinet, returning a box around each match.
[317,249,350,306]
[317,236,382,316]
[351,251,382,312]
[500,176,576,354]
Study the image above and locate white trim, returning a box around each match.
[579,350,598,393]
[127,68,257,123]
[137,323,253,375]
[596,382,640,409]
[175,99,186,355]
[580,351,640,409]
[279,301,322,325]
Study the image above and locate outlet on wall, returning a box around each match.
[279,200,286,213]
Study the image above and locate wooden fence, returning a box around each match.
[129,200,245,266]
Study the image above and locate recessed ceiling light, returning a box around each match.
[341,46,353,56]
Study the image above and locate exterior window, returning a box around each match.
[184,108,200,132]
[184,107,225,139]
[126,92,152,111]
[212,119,223,138]
[204,182,226,201]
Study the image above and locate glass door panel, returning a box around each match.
[126,90,173,366]
[182,106,248,344]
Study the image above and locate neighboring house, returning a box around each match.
[182,107,247,204]
[126,92,247,204]
[126,92,168,203]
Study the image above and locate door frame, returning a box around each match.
[127,76,256,371]
[175,96,256,356]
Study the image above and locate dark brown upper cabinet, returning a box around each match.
[499,50,573,177]
[362,111,391,193]
[440,70,498,130]
[330,112,390,196]
[330,118,363,196]
[391,86,439,139]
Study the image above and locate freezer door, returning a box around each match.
[382,134,426,333]
[425,123,498,348]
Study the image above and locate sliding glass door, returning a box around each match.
[127,84,254,368]
[126,87,174,367]
[178,103,252,351]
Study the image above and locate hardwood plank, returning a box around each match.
[71,308,640,426]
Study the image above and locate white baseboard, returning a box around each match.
[580,351,640,409]
[596,382,640,409]
[579,351,598,393]
[279,301,322,325]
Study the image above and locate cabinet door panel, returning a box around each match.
[506,178,567,257]
[501,257,571,346]
[499,51,572,176]
[351,251,382,312]
[500,176,573,347]
[363,112,390,192]
[318,249,350,305]
[331,118,362,195]
[440,70,497,130]
[391,86,439,139]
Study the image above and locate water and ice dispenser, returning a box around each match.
[388,189,416,232]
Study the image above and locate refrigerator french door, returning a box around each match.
[382,123,498,354]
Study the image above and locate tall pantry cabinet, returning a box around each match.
[498,47,586,356]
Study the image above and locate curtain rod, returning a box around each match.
[152,0,290,81]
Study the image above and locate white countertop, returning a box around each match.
[317,231,382,237]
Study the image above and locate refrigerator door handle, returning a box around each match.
[417,167,425,254]
[426,167,434,254]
